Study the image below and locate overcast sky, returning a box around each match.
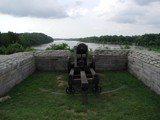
[0,0,160,38]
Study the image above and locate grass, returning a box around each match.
[147,46,160,52]
[0,71,160,120]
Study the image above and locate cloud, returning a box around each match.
[0,0,90,19]
[133,0,160,5]
[67,8,88,18]
[66,1,88,18]
[94,0,160,25]
[0,0,68,18]
[75,1,83,6]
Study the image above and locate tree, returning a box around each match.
[8,31,19,44]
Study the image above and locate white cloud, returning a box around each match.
[66,1,89,18]
[67,8,88,18]
[94,0,125,16]
[0,0,68,18]
[0,0,90,19]
[94,0,160,25]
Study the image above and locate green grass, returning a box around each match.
[0,71,160,120]
[147,46,160,52]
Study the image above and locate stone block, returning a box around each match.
[34,50,70,71]
[128,50,160,95]
[0,52,35,96]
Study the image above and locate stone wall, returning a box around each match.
[94,50,129,71]
[0,49,160,96]
[128,50,160,94]
[0,52,35,96]
[34,50,71,71]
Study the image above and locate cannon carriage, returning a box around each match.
[66,43,101,104]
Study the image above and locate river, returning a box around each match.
[32,40,129,50]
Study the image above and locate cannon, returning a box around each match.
[66,43,101,104]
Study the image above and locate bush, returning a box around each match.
[46,43,71,50]
[120,44,130,49]
[148,46,160,52]
[25,47,36,52]
[0,46,6,54]
[6,43,25,54]
[0,44,36,55]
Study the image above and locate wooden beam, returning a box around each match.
[90,68,96,76]
[80,71,88,88]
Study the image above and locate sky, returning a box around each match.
[0,0,160,38]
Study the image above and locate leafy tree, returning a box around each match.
[0,32,1,46]
[19,33,54,46]
[79,33,160,48]
[1,33,10,47]
[8,31,19,44]
[18,35,31,48]
[0,31,54,54]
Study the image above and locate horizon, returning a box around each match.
[0,0,160,38]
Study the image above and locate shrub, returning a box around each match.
[120,44,130,49]
[6,43,25,54]
[0,46,6,54]
[46,43,71,50]
[25,47,36,52]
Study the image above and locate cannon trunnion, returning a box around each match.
[66,43,101,104]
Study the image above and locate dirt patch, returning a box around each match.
[87,110,97,115]
[0,96,11,103]
[39,74,68,93]
[56,75,67,87]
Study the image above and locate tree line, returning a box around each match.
[0,32,54,47]
[0,32,54,54]
[79,33,160,47]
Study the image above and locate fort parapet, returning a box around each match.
[34,50,70,71]
[0,50,160,96]
[0,52,35,96]
[128,50,160,94]
[94,50,129,71]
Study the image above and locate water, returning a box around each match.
[32,40,123,50]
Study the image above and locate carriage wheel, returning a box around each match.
[66,87,75,94]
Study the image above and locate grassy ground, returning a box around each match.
[0,71,160,120]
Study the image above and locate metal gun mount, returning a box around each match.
[66,43,101,104]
